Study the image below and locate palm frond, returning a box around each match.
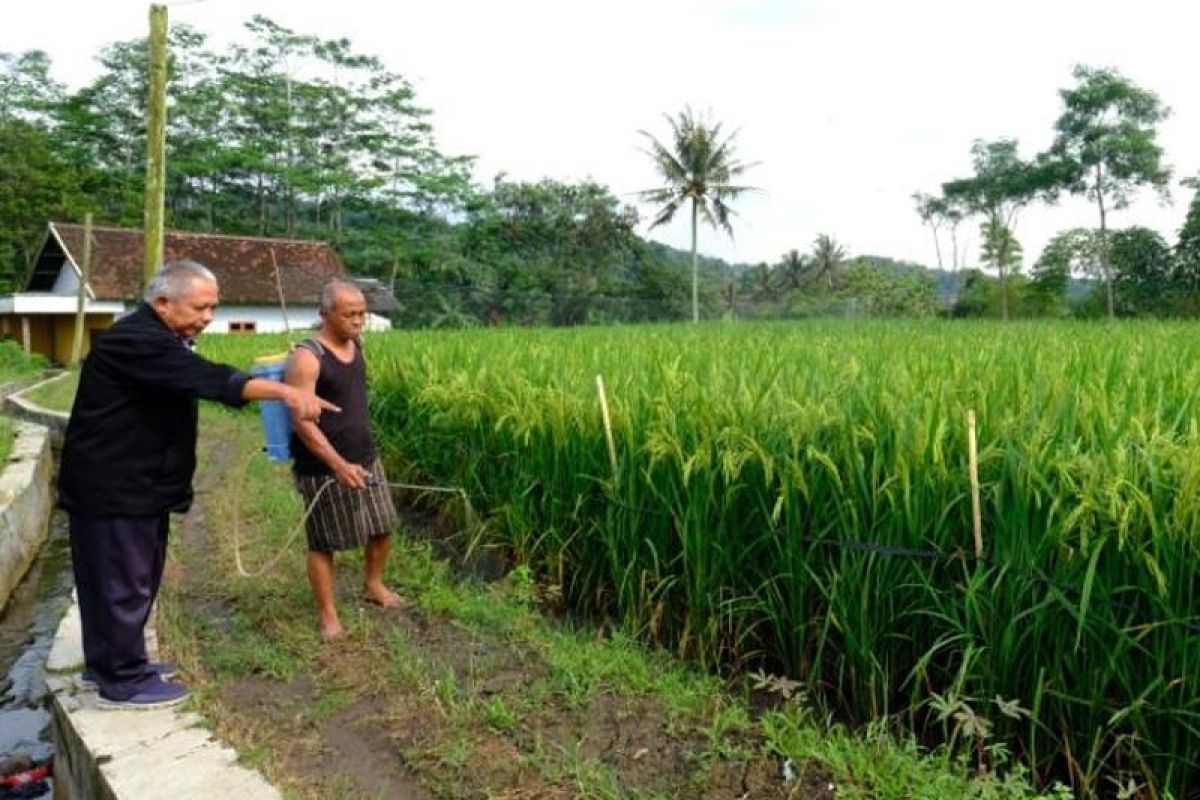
[648,197,683,229]
[638,108,758,238]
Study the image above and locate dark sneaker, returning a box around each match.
[97,680,190,711]
[80,661,177,689]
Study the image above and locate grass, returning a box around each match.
[0,416,13,464]
[0,340,50,387]
[17,371,78,413]
[155,404,1064,799]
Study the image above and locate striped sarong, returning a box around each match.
[295,458,400,552]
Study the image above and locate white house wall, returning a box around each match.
[206,306,321,334]
[51,264,81,295]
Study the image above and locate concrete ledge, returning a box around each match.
[0,421,53,611]
[47,602,281,799]
[5,371,71,448]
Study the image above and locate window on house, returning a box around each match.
[228,321,257,334]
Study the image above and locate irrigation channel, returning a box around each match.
[0,513,72,799]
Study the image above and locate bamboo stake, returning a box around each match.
[69,213,93,367]
[270,247,293,345]
[967,408,983,557]
[596,374,619,480]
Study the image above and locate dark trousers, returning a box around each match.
[68,513,169,700]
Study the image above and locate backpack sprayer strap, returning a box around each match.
[294,338,326,360]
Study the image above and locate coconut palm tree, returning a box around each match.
[776,249,807,290]
[809,234,847,291]
[638,108,757,323]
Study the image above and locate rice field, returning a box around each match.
[205,320,1200,797]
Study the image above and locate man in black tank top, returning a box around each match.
[286,281,403,642]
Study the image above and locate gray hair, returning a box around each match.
[320,280,364,313]
[144,260,217,302]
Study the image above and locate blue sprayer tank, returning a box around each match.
[250,353,292,461]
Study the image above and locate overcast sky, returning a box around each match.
[4,0,1198,270]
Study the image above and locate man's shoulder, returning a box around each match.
[107,305,165,336]
[294,338,326,358]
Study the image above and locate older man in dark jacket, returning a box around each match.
[59,260,335,710]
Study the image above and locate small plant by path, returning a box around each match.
[156,406,1068,799]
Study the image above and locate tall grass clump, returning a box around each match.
[220,320,1200,797]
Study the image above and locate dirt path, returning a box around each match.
[159,411,830,800]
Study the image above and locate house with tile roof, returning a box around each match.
[0,222,395,362]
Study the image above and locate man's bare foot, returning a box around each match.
[361,584,404,609]
[319,616,345,642]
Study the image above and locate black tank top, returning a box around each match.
[289,338,377,476]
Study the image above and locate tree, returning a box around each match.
[459,178,642,325]
[775,249,807,290]
[1047,65,1172,318]
[1027,229,1098,316]
[838,257,940,317]
[977,219,1022,314]
[1173,177,1200,313]
[1110,226,1171,315]
[0,50,63,121]
[913,190,967,273]
[809,234,847,291]
[638,108,757,323]
[0,119,88,288]
[943,139,1053,320]
[913,192,948,270]
[741,261,773,299]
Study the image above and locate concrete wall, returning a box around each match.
[5,373,71,449]
[0,421,52,612]
[206,304,320,334]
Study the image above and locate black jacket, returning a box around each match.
[57,303,251,517]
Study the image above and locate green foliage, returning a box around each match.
[1046,64,1172,317]
[1172,178,1200,313]
[1026,230,1097,316]
[837,258,940,316]
[1049,65,1172,211]
[0,50,63,120]
[912,190,967,272]
[809,233,847,291]
[0,118,89,289]
[0,340,49,384]
[943,140,1055,319]
[773,249,807,291]
[979,219,1023,277]
[1109,226,1172,315]
[764,713,1072,800]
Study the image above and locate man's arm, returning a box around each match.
[103,326,335,422]
[285,347,367,490]
[242,376,338,424]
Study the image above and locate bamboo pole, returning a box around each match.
[69,213,93,367]
[596,374,619,480]
[967,409,983,557]
[270,248,293,344]
[143,4,168,287]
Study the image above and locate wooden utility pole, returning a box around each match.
[144,4,168,286]
[70,213,93,367]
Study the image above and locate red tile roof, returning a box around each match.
[48,224,346,304]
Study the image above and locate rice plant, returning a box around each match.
[207,320,1200,797]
